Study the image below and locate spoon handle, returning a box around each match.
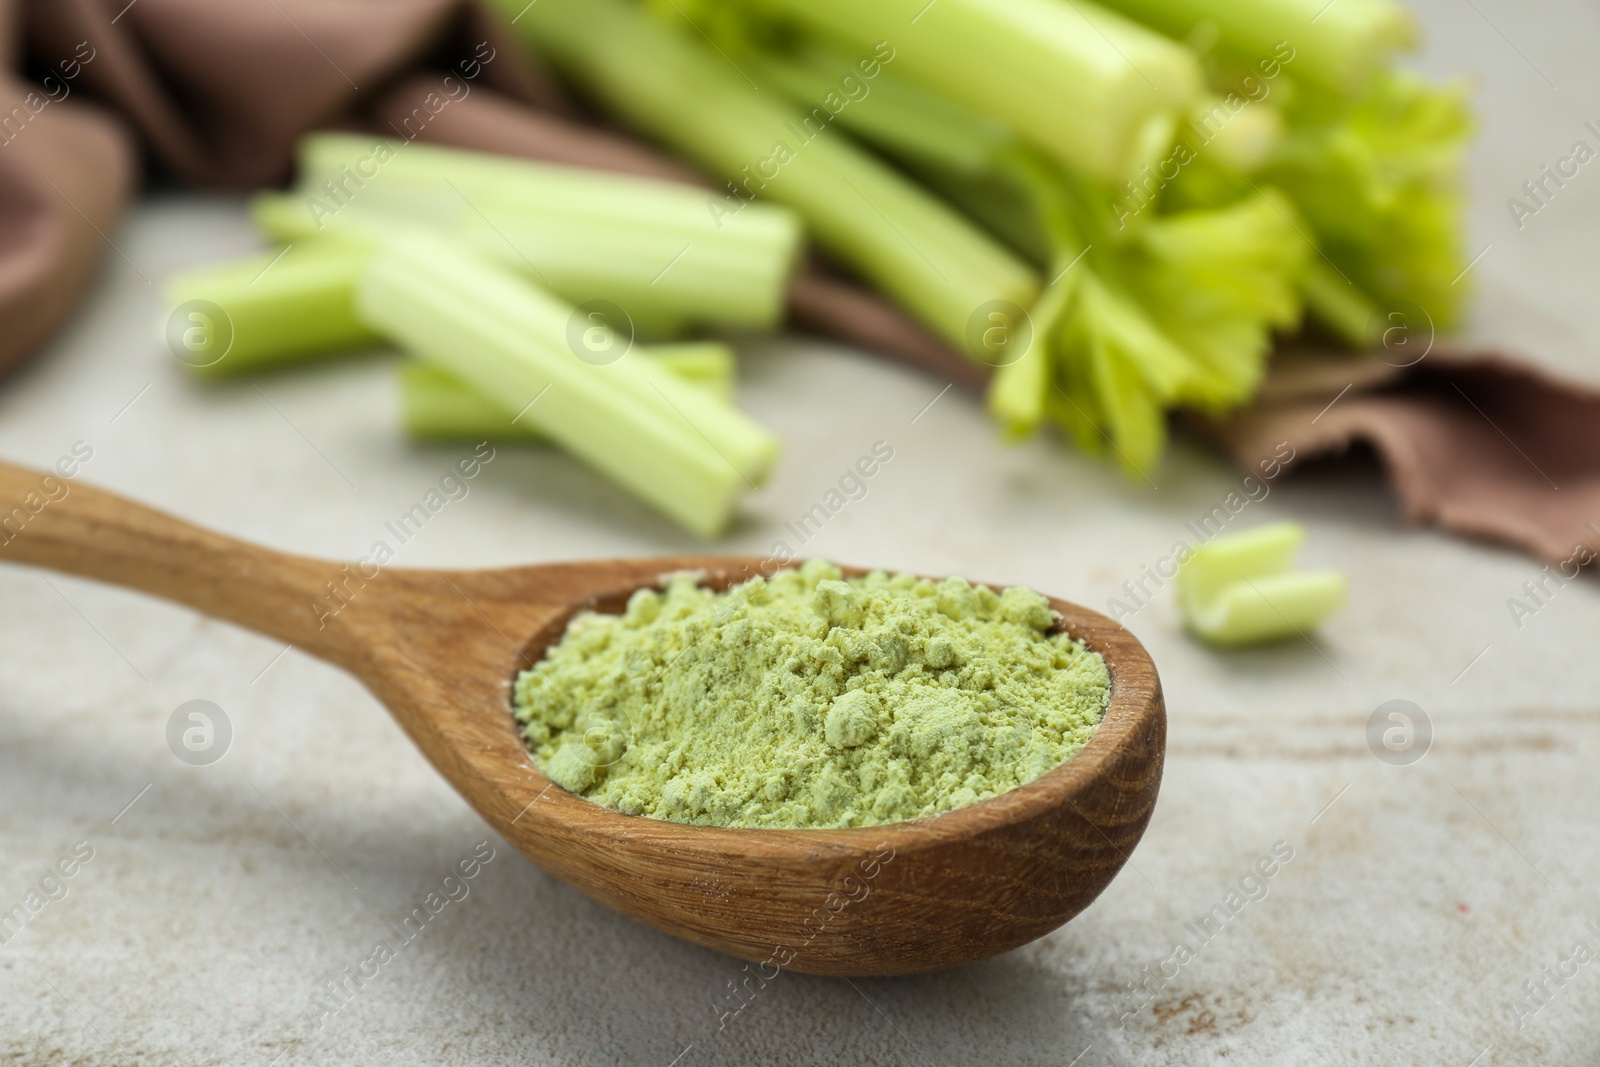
[0,461,362,667]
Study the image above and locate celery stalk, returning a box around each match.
[357,234,778,537]
[257,136,804,332]
[492,0,1039,350]
[399,342,739,442]
[1178,522,1347,646]
[298,134,797,251]
[719,0,1202,182]
[398,363,527,442]
[255,199,706,339]
[164,243,380,375]
[1099,0,1416,95]
[738,39,1015,179]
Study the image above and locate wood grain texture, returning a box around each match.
[0,461,1165,975]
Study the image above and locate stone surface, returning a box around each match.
[3,2,1600,1063]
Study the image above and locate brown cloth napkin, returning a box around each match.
[2,0,1595,568]
[1198,349,1600,567]
[1,3,132,366]
[2,0,543,373]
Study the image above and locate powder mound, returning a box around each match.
[512,559,1110,829]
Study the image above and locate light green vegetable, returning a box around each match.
[735,42,1306,475]
[492,0,1039,349]
[399,342,738,441]
[1185,94,1283,173]
[738,36,1017,178]
[711,0,1203,183]
[171,131,807,375]
[357,233,778,537]
[483,0,1466,479]
[1178,522,1347,646]
[1119,11,1471,338]
[260,135,804,332]
[1261,70,1473,336]
[163,243,380,375]
[986,271,1074,438]
[1099,0,1416,95]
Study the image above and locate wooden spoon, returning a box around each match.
[0,461,1164,976]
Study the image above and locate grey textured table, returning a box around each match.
[3,2,1599,1064]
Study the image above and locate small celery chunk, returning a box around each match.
[1178,522,1347,646]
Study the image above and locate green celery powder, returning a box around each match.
[512,560,1110,829]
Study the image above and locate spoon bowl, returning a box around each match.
[0,462,1164,975]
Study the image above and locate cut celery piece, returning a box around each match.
[1186,570,1349,646]
[288,136,801,330]
[254,204,698,340]
[1181,521,1305,609]
[299,134,793,245]
[399,342,738,441]
[1178,522,1347,646]
[256,200,702,339]
[494,0,1038,350]
[721,0,1201,183]
[164,243,380,375]
[399,363,522,441]
[357,233,778,537]
[258,135,804,332]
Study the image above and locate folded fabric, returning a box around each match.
[0,58,131,370]
[1197,349,1600,567]
[26,0,552,187]
[1,0,539,380]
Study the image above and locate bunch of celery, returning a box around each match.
[165,139,795,536]
[492,0,1468,477]
[1256,70,1473,341]
[718,28,1306,472]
